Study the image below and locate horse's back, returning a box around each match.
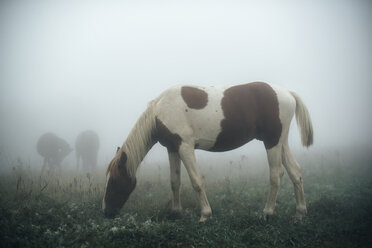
[155,82,295,151]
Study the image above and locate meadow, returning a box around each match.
[1,148,372,248]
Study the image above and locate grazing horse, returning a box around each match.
[75,130,100,171]
[103,82,313,221]
[37,133,72,174]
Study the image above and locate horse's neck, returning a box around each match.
[123,130,156,167]
[122,105,157,178]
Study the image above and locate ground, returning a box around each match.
[1,149,372,247]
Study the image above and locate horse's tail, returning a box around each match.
[290,91,313,147]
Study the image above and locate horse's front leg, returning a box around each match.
[264,144,283,219]
[179,143,212,222]
[168,151,182,213]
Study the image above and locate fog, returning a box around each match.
[1,0,371,169]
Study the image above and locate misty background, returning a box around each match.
[0,0,371,170]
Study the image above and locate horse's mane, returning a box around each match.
[105,147,121,178]
[107,100,157,179]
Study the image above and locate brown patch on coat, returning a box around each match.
[155,117,182,152]
[210,82,282,151]
[181,86,208,109]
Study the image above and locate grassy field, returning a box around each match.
[1,149,372,247]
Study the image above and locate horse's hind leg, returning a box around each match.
[168,151,182,213]
[282,143,307,219]
[178,143,212,222]
[264,144,284,218]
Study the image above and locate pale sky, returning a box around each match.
[1,0,371,167]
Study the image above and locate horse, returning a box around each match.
[37,133,72,174]
[102,82,313,221]
[75,130,100,171]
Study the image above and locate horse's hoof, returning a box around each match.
[294,207,307,221]
[263,208,274,221]
[199,216,209,222]
[170,207,182,215]
[264,214,269,221]
[199,208,212,222]
[264,213,274,221]
[293,212,305,221]
[167,208,181,219]
[167,211,182,220]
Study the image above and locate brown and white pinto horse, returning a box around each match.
[103,82,313,221]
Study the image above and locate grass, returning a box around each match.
[1,151,372,247]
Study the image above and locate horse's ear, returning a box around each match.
[116,147,120,154]
[118,151,127,170]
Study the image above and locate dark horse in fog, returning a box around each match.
[37,133,72,174]
[75,130,99,171]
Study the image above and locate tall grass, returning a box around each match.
[1,148,372,247]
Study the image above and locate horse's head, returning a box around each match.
[102,148,136,218]
[52,145,73,166]
[59,146,73,157]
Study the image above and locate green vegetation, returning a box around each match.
[1,151,372,247]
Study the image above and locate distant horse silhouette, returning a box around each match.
[75,130,99,171]
[37,133,72,174]
[103,82,313,221]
